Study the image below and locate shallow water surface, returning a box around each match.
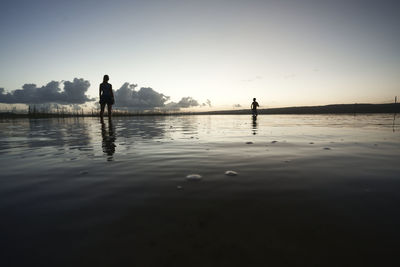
[1,114,400,266]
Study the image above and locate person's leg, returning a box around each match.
[107,103,112,119]
[100,103,105,119]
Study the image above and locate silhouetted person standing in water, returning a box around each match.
[251,98,259,117]
[99,75,114,120]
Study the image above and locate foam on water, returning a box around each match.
[186,174,203,181]
[225,170,238,176]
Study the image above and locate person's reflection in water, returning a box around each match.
[101,118,116,161]
[252,115,258,135]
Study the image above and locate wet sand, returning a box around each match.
[1,115,400,266]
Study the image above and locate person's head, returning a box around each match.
[103,75,109,83]
[253,98,256,101]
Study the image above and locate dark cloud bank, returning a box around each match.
[0,78,93,104]
[111,82,200,111]
[1,79,203,111]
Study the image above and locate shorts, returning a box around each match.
[100,95,114,105]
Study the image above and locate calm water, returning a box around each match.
[1,114,399,182]
[1,114,400,266]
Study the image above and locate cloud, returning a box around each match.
[165,97,199,110]
[201,99,212,107]
[114,82,199,110]
[0,78,93,104]
[176,97,199,108]
[114,83,170,109]
[63,79,93,103]
[233,104,242,108]
[1,79,201,111]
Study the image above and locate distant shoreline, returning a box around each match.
[200,103,400,115]
[0,103,399,119]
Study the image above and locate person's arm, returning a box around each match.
[99,84,102,100]
[251,103,253,109]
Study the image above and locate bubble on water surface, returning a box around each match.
[224,170,238,176]
[186,174,202,181]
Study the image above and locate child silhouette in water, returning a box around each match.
[251,98,259,116]
[99,74,114,120]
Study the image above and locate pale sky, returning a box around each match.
[1,0,399,109]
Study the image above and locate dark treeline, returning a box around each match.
[1,103,399,119]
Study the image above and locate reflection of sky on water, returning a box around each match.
[0,114,399,163]
[115,116,168,140]
[0,118,92,156]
